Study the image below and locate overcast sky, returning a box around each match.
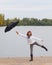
[0,0,52,19]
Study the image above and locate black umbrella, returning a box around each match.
[5,20,19,32]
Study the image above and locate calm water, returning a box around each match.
[0,26,52,57]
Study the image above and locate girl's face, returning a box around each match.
[28,32,31,36]
[27,32,31,37]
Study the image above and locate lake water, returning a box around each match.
[0,26,52,57]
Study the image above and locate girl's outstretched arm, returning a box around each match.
[16,31,27,38]
[32,36,43,42]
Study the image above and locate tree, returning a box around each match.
[0,14,4,26]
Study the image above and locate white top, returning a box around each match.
[18,32,43,44]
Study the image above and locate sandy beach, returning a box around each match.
[0,57,52,65]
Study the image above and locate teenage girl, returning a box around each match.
[16,31,48,61]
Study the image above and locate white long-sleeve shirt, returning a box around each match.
[18,32,43,44]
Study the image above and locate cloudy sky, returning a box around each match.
[0,0,52,19]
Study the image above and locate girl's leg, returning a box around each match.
[30,44,33,61]
[33,42,48,51]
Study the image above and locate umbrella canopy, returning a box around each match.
[5,20,19,32]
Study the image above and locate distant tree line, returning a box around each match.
[5,18,52,26]
[0,14,52,26]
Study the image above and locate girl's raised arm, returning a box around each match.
[16,31,27,38]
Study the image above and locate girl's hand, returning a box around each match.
[16,31,19,34]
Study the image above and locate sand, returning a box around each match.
[0,57,52,65]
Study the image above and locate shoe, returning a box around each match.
[42,46,48,51]
[29,59,33,61]
[29,54,33,61]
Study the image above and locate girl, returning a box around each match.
[16,31,48,61]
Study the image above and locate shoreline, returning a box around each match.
[0,56,52,65]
